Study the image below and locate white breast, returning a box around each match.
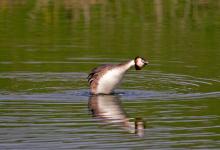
[96,68,125,94]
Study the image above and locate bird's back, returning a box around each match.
[88,64,126,94]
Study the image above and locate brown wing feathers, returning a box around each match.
[87,64,114,85]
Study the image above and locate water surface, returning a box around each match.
[0,0,220,149]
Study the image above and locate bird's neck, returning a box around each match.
[126,60,135,69]
[118,60,135,72]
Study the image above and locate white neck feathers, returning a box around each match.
[124,60,135,70]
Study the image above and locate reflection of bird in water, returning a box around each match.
[87,56,148,95]
[88,95,145,137]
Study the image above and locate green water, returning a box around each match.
[0,0,220,149]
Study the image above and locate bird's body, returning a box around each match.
[88,57,148,95]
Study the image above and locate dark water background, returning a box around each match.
[0,0,220,149]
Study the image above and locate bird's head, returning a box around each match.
[134,56,148,70]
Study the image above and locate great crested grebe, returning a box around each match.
[88,56,148,94]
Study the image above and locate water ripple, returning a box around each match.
[0,89,219,102]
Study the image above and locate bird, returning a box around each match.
[87,56,148,95]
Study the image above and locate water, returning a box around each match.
[0,0,220,149]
